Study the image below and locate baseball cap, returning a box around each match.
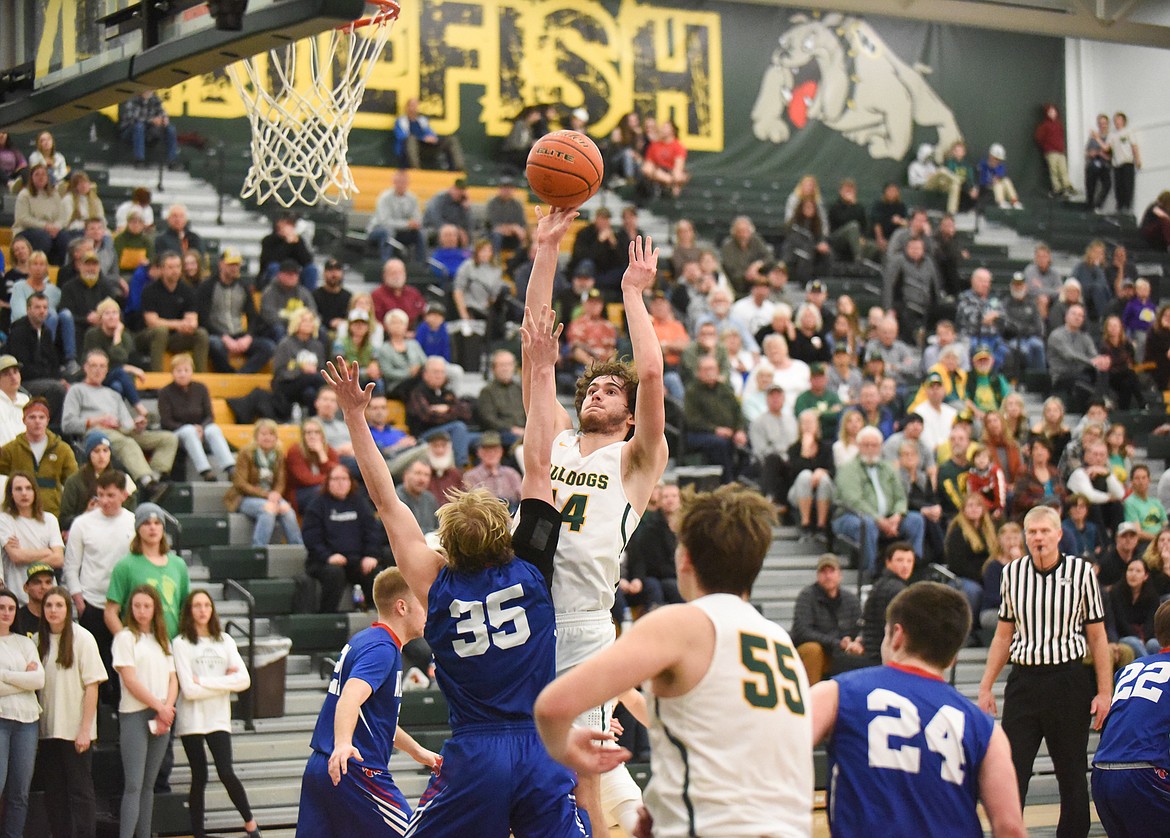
[809,362,827,376]
[348,308,369,322]
[766,383,785,394]
[816,554,841,572]
[585,288,603,300]
[478,431,503,449]
[989,142,1006,160]
[324,257,343,271]
[0,355,21,373]
[81,252,100,264]
[25,563,55,582]
[806,280,826,294]
[425,302,446,316]
[1117,522,1141,536]
[453,177,468,189]
[22,398,50,417]
[278,258,302,274]
[572,107,589,123]
[764,261,788,275]
[428,431,451,443]
[926,371,944,385]
[832,344,852,356]
[972,347,993,362]
[84,430,111,457]
[220,247,243,265]
[902,412,924,426]
[574,260,596,279]
[1010,272,1026,283]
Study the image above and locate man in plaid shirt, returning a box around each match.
[120,90,179,169]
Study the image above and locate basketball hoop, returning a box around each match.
[226,0,399,207]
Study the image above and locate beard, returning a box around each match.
[427,449,455,475]
[859,454,882,466]
[579,406,629,436]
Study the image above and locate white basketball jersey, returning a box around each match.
[548,429,640,614]
[646,594,814,837]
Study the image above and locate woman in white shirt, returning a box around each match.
[0,588,44,837]
[173,590,259,838]
[37,585,107,838]
[0,471,65,601]
[112,585,177,838]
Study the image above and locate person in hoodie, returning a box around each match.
[1034,104,1077,198]
[301,463,387,612]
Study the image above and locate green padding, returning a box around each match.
[399,690,450,728]
[272,614,350,653]
[203,545,268,582]
[240,578,296,615]
[173,514,230,548]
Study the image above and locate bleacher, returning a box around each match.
[6,122,1167,836]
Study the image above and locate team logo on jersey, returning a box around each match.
[360,766,383,778]
[548,465,609,490]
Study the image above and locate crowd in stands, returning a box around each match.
[1,98,1170,833]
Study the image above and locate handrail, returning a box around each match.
[223,578,256,732]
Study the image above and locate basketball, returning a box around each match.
[525,130,604,208]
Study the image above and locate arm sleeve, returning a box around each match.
[173,638,218,700]
[511,498,561,590]
[198,636,251,693]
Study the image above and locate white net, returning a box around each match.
[226,1,398,207]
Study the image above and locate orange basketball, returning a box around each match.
[526,130,604,208]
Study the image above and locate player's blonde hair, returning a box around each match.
[676,483,776,596]
[372,567,412,616]
[435,487,513,573]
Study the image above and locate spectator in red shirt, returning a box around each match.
[560,289,617,389]
[1034,103,1077,198]
[641,120,690,198]
[371,257,425,327]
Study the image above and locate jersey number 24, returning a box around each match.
[867,688,967,785]
[449,584,531,658]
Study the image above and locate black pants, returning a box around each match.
[1114,163,1136,213]
[39,739,96,838]
[1084,163,1111,210]
[181,731,253,837]
[307,560,379,613]
[79,600,119,708]
[1002,662,1094,838]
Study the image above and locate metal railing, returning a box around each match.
[223,578,256,732]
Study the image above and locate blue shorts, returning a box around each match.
[1091,765,1170,838]
[297,750,412,837]
[405,724,589,838]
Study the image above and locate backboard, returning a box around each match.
[0,0,367,133]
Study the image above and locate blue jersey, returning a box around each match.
[1094,650,1170,769]
[828,664,995,838]
[309,624,404,767]
[426,499,560,729]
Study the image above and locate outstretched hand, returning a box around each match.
[621,235,659,296]
[559,728,631,775]
[534,206,580,246]
[321,357,374,416]
[520,305,563,369]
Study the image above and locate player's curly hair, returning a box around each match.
[573,358,639,419]
[675,483,776,596]
[436,488,513,573]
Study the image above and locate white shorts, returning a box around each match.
[556,610,617,731]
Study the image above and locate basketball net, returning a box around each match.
[226,0,399,207]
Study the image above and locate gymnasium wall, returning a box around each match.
[1064,38,1170,217]
[29,0,1070,201]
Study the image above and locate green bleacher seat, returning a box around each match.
[173,514,230,548]
[272,613,350,654]
[1146,434,1170,464]
[239,578,296,615]
[158,482,195,514]
[201,545,268,581]
[400,690,450,727]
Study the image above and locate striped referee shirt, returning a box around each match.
[998,553,1104,665]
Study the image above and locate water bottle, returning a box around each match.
[352,584,366,611]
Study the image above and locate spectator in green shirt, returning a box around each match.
[1125,465,1168,544]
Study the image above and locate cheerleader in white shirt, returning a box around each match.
[0,588,44,838]
[172,590,260,838]
[37,585,107,838]
[112,585,178,838]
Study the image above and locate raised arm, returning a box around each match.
[620,236,669,504]
[522,208,578,426]
[321,358,444,607]
[519,305,562,504]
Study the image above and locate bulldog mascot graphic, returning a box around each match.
[751,13,962,160]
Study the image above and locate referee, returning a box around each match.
[977,504,1112,838]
